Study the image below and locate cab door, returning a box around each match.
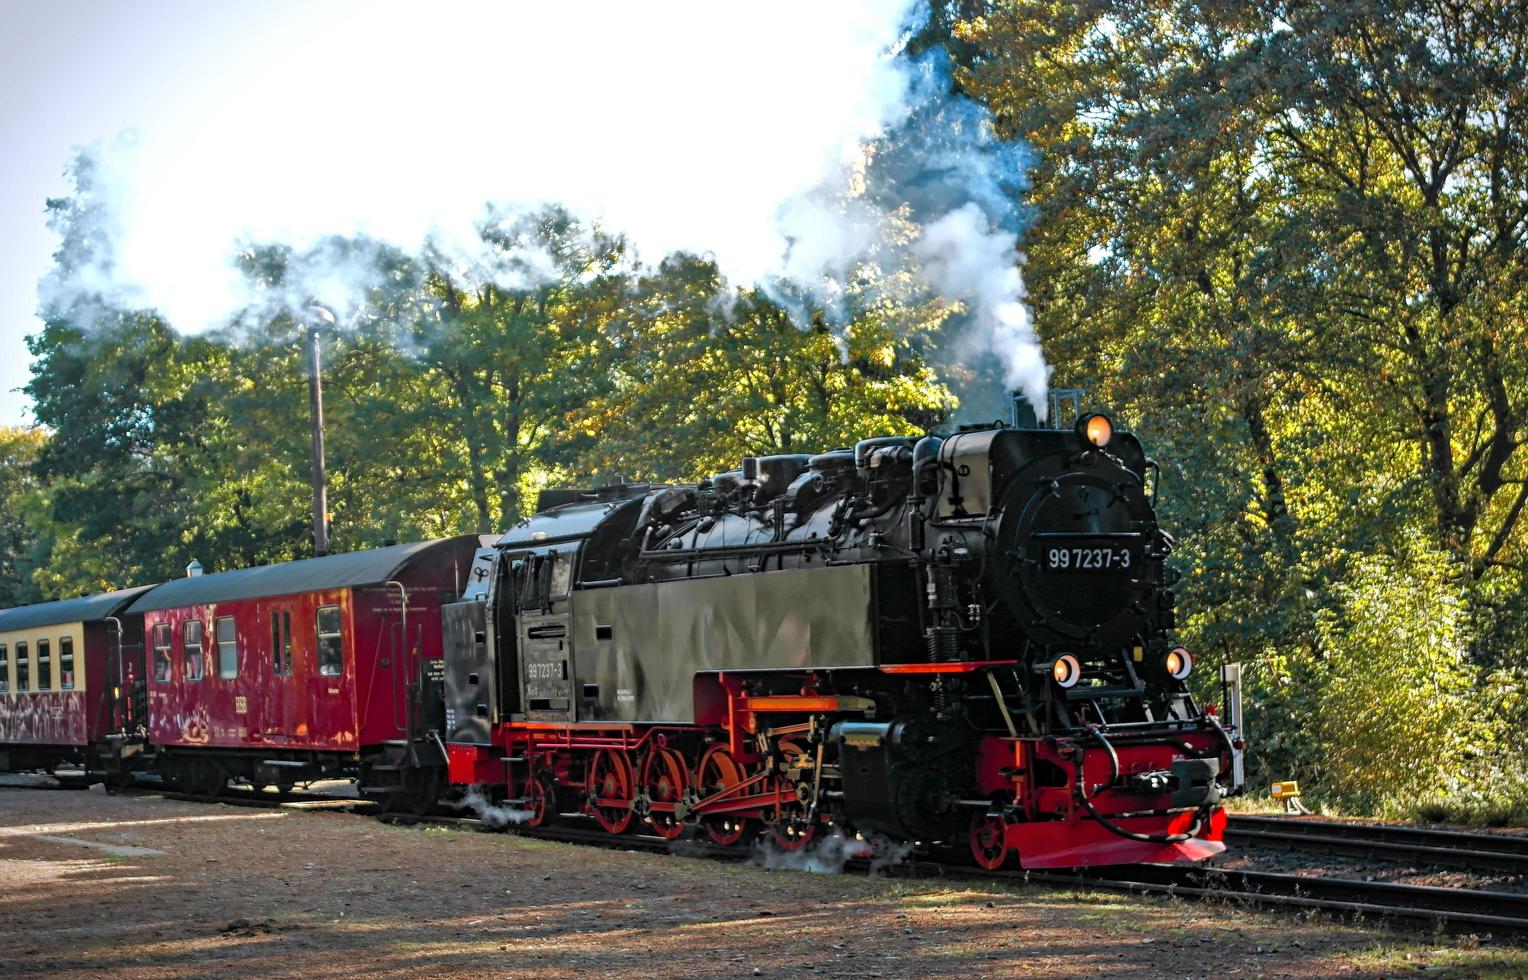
[513,551,576,723]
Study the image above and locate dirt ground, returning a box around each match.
[1,787,1525,979]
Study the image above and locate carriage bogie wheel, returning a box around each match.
[641,748,689,840]
[398,770,441,817]
[588,749,636,835]
[969,813,1012,871]
[180,759,224,798]
[695,747,754,846]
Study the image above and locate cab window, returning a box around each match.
[216,617,238,679]
[152,624,172,682]
[316,605,343,676]
[16,641,29,691]
[182,621,204,682]
[0,643,9,693]
[59,637,75,690]
[549,551,573,597]
[37,639,51,691]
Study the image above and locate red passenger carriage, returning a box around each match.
[123,536,489,798]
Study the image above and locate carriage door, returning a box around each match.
[515,550,576,723]
[267,604,295,740]
[112,626,148,734]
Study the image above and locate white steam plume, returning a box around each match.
[451,786,534,829]
[750,828,916,875]
[39,0,1048,417]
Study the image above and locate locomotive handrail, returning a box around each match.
[1029,531,1146,539]
[637,539,837,561]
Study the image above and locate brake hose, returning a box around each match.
[1069,728,1205,845]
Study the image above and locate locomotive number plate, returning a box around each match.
[1043,546,1133,571]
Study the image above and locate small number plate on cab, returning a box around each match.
[1042,545,1134,571]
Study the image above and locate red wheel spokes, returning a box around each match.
[770,809,817,852]
[588,748,635,835]
[523,772,554,828]
[969,813,1011,870]
[695,746,751,846]
[642,748,688,840]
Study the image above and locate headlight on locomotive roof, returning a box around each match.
[1077,412,1114,447]
[1165,647,1193,680]
[1049,654,1082,689]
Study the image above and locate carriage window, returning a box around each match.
[271,611,292,675]
[216,617,238,679]
[316,605,343,676]
[16,641,29,691]
[182,621,204,682]
[152,623,172,682]
[59,637,75,690]
[37,639,51,691]
[0,643,8,693]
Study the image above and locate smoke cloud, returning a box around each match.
[750,827,916,875]
[451,786,534,829]
[39,0,1047,417]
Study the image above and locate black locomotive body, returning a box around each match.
[443,404,1240,867]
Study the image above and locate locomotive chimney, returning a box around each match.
[1010,393,1039,429]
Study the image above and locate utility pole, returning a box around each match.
[305,306,335,556]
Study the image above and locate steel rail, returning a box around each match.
[1226,814,1528,874]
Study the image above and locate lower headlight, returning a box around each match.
[1165,647,1193,680]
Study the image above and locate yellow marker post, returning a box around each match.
[1271,780,1309,814]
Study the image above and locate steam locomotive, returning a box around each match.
[441,400,1242,868]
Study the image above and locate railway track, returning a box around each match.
[10,779,1527,939]
[374,808,1528,938]
[1226,813,1528,875]
[1020,864,1528,939]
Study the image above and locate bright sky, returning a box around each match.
[1,1,1049,429]
[0,1,924,430]
[2,2,296,426]
[1,1,163,426]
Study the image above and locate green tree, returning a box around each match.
[570,252,955,482]
[0,427,49,605]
